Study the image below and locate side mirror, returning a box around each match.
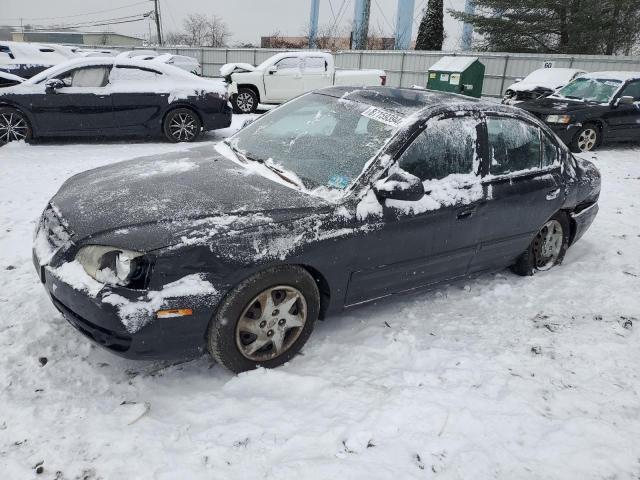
[45,78,64,93]
[373,171,425,202]
[615,95,635,106]
[268,65,278,75]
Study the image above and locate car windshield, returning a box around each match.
[229,93,401,192]
[555,77,621,102]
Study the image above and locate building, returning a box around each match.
[10,30,144,46]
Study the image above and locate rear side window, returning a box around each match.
[304,57,327,73]
[398,117,480,181]
[110,66,163,83]
[487,117,541,175]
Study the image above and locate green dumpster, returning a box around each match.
[426,56,485,98]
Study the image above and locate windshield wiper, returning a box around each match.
[223,141,304,188]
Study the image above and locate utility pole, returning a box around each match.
[153,0,163,45]
[309,0,320,49]
[351,0,371,50]
[394,0,415,50]
[461,0,475,51]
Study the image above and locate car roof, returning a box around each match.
[581,71,640,82]
[317,85,501,116]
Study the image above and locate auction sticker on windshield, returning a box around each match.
[361,106,404,127]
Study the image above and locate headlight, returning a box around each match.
[545,114,572,124]
[76,245,151,288]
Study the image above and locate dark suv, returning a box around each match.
[518,71,640,152]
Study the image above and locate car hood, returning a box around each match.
[51,145,328,250]
[518,96,597,115]
[219,62,256,77]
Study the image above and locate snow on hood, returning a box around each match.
[50,145,326,249]
[219,62,256,76]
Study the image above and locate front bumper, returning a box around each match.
[35,256,214,360]
[570,202,599,245]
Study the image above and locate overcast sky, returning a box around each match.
[1,0,466,49]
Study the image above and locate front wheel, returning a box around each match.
[570,124,600,153]
[511,213,570,276]
[0,107,32,146]
[207,266,320,373]
[163,108,201,143]
[231,88,258,114]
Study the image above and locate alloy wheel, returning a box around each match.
[532,219,564,270]
[235,285,307,362]
[577,127,597,152]
[0,112,29,144]
[168,112,198,141]
[236,92,255,113]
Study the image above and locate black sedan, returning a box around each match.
[519,71,640,152]
[0,58,232,145]
[34,87,601,373]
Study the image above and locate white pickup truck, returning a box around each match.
[221,52,386,113]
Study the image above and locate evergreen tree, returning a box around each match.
[415,0,444,50]
[449,0,640,55]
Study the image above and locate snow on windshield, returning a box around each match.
[556,77,621,103]
[229,93,401,192]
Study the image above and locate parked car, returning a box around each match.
[0,57,231,145]
[134,53,201,75]
[116,50,159,59]
[34,87,600,372]
[519,71,640,152]
[0,71,24,88]
[221,51,386,113]
[502,67,586,104]
[0,41,71,78]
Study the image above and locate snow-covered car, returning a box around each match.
[33,86,600,372]
[0,70,24,88]
[0,57,231,145]
[116,50,159,59]
[502,68,586,104]
[519,71,640,152]
[0,41,72,78]
[221,51,386,113]
[134,53,201,75]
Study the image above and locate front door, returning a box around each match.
[470,115,564,273]
[263,57,305,103]
[345,114,487,305]
[605,80,640,141]
[30,64,114,135]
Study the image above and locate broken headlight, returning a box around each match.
[76,245,152,289]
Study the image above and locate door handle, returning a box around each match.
[546,188,561,200]
[457,206,476,220]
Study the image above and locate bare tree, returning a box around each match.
[174,13,231,47]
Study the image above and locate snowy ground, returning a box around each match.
[1,118,639,479]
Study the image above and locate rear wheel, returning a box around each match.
[511,212,570,276]
[232,88,258,114]
[163,108,201,143]
[570,124,600,153]
[208,266,319,373]
[0,107,32,145]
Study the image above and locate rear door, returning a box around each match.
[263,56,305,103]
[30,64,114,134]
[345,114,487,305]
[302,56,331,92]
[109,65,168,130]
[469,115,564,273]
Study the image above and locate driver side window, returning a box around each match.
[275,57,301,74]
[398,116,480,181]
[620,81,640,101]
[57,66,111,88]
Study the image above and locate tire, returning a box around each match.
[207,266,320,373]
[232,88,258,114]
[570,123,600,153]
[162,108,201,143]
[511,212,571,276]
[0,107,32,146]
